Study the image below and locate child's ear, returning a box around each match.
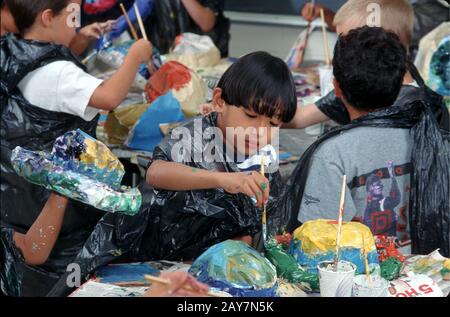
[212,88,225,114]
[40,9,54,28]
[333,78,344,99]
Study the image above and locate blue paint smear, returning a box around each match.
[289,240,379,275]
[95,263,159,284]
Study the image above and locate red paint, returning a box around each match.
[145,61,192,102]
[375,235,405,262]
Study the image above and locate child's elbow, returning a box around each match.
[146,163,159,187]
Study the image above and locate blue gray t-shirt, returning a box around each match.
[298,127,413,245]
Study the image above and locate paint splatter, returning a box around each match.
[192,168,198,173]
[261,183,267,191]
[31,242,40,253]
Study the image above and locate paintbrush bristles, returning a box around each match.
[320,8,331,66]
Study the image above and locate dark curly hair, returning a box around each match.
[333,26,407,112]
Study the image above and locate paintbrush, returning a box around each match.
[319,8,331,67]
[334,175,347,272]
[134,3,148,41]
[295,0,316,67]
[362,234,372,288]
[260,154,267,244]
[120,3,139,40]
[144,275,223,297]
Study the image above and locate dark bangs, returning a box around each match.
[217,51,297,123]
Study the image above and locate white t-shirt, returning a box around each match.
[17,61,103,121]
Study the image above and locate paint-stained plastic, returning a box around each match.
[47,113,288,297]
[0,34,104,296]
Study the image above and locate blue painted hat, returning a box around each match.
[11,129,141,214]
[189,240,278,297]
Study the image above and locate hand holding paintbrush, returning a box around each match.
[144,273,220,297]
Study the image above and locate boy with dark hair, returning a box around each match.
[287,0,449,132]
[280,26,449,257]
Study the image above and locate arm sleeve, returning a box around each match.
[56,62,104,121]
[315,90,351,125]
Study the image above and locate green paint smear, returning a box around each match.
[380,257,402,281]
[192,168,198,173]
[441,267,450,277]
[261,183,267,191]
[265,239,319,292]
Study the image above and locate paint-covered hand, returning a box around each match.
[129,39,153,63]
[218,171,270,208]
[144,272,209,297]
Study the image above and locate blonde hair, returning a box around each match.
[334,0,414,46]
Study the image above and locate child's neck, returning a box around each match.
[347,105,369,121]
[23,27,54,44]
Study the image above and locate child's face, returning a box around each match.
[214,90,282,156]
[0,5,19,36]
[34,0,81,46]
[48,0,81,46]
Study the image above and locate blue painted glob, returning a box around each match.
[11,130,141,214]
[189,240,278,297]
[126,92,185,152]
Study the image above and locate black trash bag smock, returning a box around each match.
[275,100,450,257]
[0,227,24,297]
[315,62,450,131]
[46,113,286,297]
[0,34,103,296]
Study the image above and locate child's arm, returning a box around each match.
[89,39,152,111]
[70,21,115,56]
[13,193,69,265]
[181,0,216,32]
[283,103,329,129]
[147,160,270,207]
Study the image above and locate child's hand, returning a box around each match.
[144,272,209,297]
[218,171,270,208]
[78,20,116,40]
[301,3,325,21]
[129,39,153,64]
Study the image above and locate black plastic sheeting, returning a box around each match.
[47,114,287,296]
[315,62,450,131]
[0,34,103,296]
[145,0,230,57]
[275,98,450,257]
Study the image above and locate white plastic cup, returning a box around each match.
[301,96,325,136]
[318,261,356,297]
[319,65,334,97]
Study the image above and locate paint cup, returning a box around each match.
[317,261,356,297]
[319,64,334,97]
[301,96,325,136]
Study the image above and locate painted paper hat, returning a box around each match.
[189,240,278,297]
[11,129,141,215]
[289,219,379,274]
